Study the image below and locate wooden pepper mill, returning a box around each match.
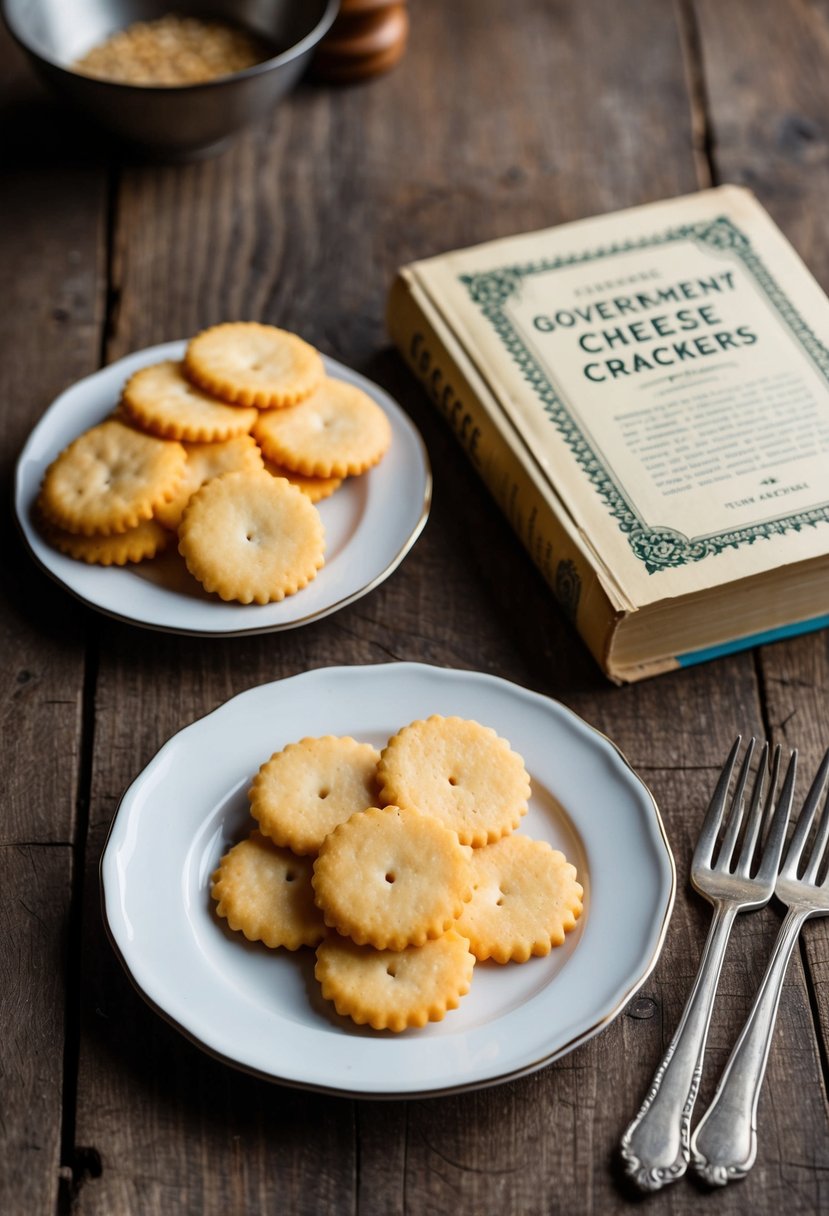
[314,0,409,83]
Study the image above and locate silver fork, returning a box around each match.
[691,747,829,1185]
[620,737,796,1191]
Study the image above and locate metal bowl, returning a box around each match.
[2,0,339,157]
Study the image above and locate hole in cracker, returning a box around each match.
[318,788,330,800]
[386,963,397,977]
[285,870,296,883]
[448,775,458,786]
[385,872,396,884]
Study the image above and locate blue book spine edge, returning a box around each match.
[677,613,829,668]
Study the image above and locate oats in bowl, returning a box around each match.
[73,13,272,87]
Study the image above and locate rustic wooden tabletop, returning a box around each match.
[2,1,829,1212]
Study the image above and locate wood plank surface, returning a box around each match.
[0,30,104,848]
[0,23,107,1216]
[2,0,828,1213]
[0,846,74,1212]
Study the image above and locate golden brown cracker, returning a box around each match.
[122,360,259,441]
[253,377,391,478]
[39,419,187,536]
[312,804,472,950]
[315,929,475,1032]
[42,513,170,565]
[185,323,324,408]
[377,716,531,847]
[177,469,325,604]
[154,434,264,530]
[249,736,380,855]
[211,831,326,950]
[263,458,343,503]
[455,835,583,963]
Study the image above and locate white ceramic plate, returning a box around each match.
[101,663,675,1097]
[14,341,431,635]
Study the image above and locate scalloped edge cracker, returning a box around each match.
[211,830,326,950]
[315,929,475,1032]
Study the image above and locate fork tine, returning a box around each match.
[782,749,829,876]
[805,797,829,886]
[757,745,783,840]
[800,750,829,885]
[693,737,742,867]
[735,742,773,874]
[718,738,756,869]
[755,749,797,883]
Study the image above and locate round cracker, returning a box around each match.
[253,378,392,478]
[185,322,324,408]
[211,831,326,950]
[312,805,472,950]
[154,434,264,530]
[41,514,170,565]
[315,929,475,1032]
[39,419,187,536]
[177,469,325,604]
[377,716,531,847]
[122,360,259,441]
[455,835,583,963]
[250,736,380,855]
[263,458,343,503]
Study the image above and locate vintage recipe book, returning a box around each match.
[388,187,829,682]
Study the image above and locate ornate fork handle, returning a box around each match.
[690,905,807,1185]
[620,903,738,1191]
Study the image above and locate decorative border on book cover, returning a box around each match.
[460,217,829,573]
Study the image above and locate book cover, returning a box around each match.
[388,186,829,681]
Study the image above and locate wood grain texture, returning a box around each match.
[0,26,105,847]
[0,23,108,1216]
[1,0,827,1212]
[692,0,829,286]
[758,633,829,1123]
[0,845,73,1214]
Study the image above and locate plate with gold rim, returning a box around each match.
[101,662,675,1097]
[14,340,431,635]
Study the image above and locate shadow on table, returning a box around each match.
[0,85,125,171]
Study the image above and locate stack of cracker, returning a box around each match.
[212,716,583,1032]
[36,322,391,604]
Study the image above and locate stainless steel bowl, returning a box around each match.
[2,0,339,157]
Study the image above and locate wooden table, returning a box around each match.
[3,2,829,1212]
